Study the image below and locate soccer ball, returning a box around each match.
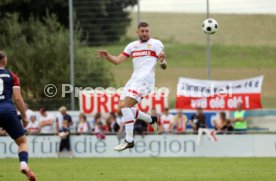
[202,18,218,35]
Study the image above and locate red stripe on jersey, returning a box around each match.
[135,110,139,119]
[124,120,134,125]
[121,52,130,58]
[162,120,171,124]
[131,50,157,58]
[10,71,20,87]
[128,89,143,97]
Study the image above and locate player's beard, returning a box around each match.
[139,36,150,42]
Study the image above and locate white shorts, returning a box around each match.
[120,78,154,103]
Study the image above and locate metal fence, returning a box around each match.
[66,0,276,110]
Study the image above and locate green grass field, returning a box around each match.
[1,158,276,181]
[127,13,276,46]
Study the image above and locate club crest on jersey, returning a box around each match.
[147,44,152,48]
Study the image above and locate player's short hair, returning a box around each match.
[137,22,149,28]
[0,51,7,62]
[59,106,67,112]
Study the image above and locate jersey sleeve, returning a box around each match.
[121,43,132,58]
[155,40,164,56]
[10,71,20,87]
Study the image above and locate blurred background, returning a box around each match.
[1,0,275,110]
[2,2,276,180]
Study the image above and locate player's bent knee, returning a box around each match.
[119,103,130,110]
[118,103,130,116]
[120,101,135,108]
[15,135,27,146]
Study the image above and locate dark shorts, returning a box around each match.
[59,135,71,152]
[0,111,25,139]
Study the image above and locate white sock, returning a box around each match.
[131,107,152,123]
[20,161,28,169]
[122,108,135,142]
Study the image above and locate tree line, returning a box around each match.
[0,0,137,109]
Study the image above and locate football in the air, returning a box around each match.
[202,18,218,35]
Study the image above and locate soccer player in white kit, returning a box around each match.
[96,22,167,151]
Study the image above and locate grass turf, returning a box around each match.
[1,158,276,181]
[127,13,276,46]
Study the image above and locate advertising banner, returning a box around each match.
[79,90,168,114]
[1,135,276,158]
[176,76,263,110]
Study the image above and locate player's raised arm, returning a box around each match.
[96,50,128,65]
[158,51,167,70]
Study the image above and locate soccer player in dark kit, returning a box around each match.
[0,51,36,181]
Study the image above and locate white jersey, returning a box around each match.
[26,109,34,122]
[122,38,164,82]
[38,113,55,133]
[160,114,174,132]
[26,120,40,132]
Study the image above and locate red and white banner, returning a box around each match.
[79,91,168,115]
[176,76,263,110]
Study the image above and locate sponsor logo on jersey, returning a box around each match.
[0,74,10,78]
[131,50,157,58]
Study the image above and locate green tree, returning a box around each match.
[0,13,114,109]
[0,0,138,45]
[73,0,137,45]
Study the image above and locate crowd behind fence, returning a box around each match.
[1,105,276,139]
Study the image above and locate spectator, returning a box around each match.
[231,102,247,133]
[77,113,89,134]
[26,114,40,134]
[105,113,120,133]
[92,114,105,140]
[151,108,159,117]
[173,110,187,133]
[88,112,102,131]
[58,106,73,131]
[189,107,206,133]
[58,120,72,158]
[38,108,55,134]
[159,108,174,133]
[25,103,34,123]
[148,108,160,133]
[214,112,233,134]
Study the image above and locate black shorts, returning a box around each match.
[59,135,71,151]
[0,111,25,140]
